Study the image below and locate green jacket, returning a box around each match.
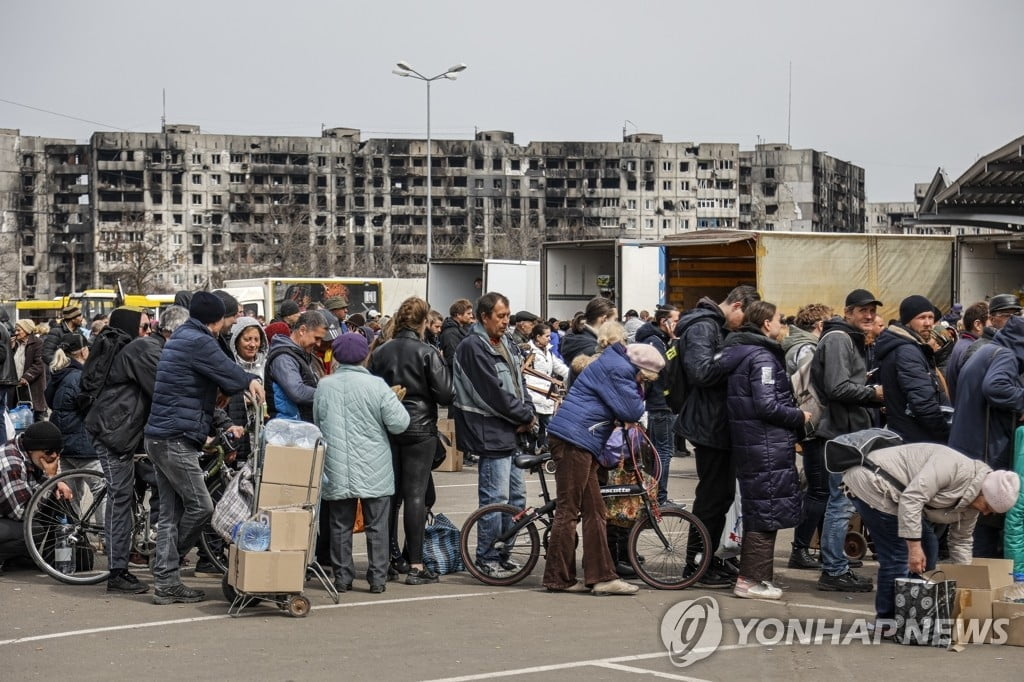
[1005,427,1024,574]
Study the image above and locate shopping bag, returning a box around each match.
[893,573,956,647]
[604,464,658,528]
[353,500,365,534]
[422,512,464,575]
[212,463,255,543]
[720,486,743,555]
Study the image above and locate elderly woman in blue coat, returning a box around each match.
[313,333,409,594]
[542,337,663,596]
[717,301,810,600]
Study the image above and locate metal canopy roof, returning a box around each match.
[916,135,1024,231]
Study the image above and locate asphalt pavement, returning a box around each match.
[3,455,1023,681]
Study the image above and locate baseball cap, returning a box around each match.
[845,289,882,308]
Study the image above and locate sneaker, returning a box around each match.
[476,561,515,580]
[194,561,225,577]
[153,583,206,605]
[333,580,353,593]
[369,584,386,594]
[817,570,874,593]
[592,578,639,596]
[498,558,521,572]
[547,580,590,593]
[390,557,410,574]
[615,561,637,578]
[847,559,864,569]
[788,548,822,570]
[734,576,783,600]
[405,566,440,585]
[128,552,150,568]
[107,570,149,594]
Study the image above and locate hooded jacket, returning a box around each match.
[948,316,1024,469]
[634,321,671,413]
[559,326,599,383]
[451,322,534,456]
[369,328,454,437]
[438,317,470,370]
[226,317,269,460]
[811,318,881,440]
[44,357,96,460]
[945,330,980,401]
[547,343,646,456]
[672,298,730,449]
[842,442,989,564]
[718,328,805,531]
[874,324,950,444]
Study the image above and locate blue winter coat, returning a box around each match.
[949,316,1024,469]
[145,318,257,447]
[874,324,951,444]
[313,364,410,500]
[673,298,730,449]
[718,329,805,532]
[547,344,646,456]
[44,360,96,460]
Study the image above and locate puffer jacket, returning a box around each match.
[718,328,805,531]
[874,324,950,444]
[44,359,95,460]
[85,334,165,454]
[673,298,730,449]
[781,324,818,376]
[523,341,568,415]
[439,318,470,370]
[948,316,1024,469]
[1005,428,1024,574]
[451,322,534,457]
[226,318,269,460]
[313,364,409,500]
[547,343,646,456]
[369,328,453,437]
[812,318,881,440]
[842,442,989,564]
[265,334,317,422]
[145,318,256,447]
[42,320,81,366]
[634,321,671,413]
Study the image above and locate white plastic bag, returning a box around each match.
[719,483,743,556]
[3,409,14,442]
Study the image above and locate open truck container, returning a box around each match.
[427,259,540,314]
[954,233,1024,306]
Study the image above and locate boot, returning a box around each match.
[788,546,822,570]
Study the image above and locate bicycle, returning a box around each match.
[460,446,713,590]
[22,443,231,585]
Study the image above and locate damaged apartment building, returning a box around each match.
[0,126,865,299]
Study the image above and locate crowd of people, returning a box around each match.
[1,280,1022,629]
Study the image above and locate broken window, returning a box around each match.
[231,153,245,163]
[173,214,183,225]
[211,154,221,164]
[192,174,202,185]
[230,173,245,183]
[192,154,202,164]
[492,158,502,171]
[212,195,222,205]
[192,195,202,205]
[662,181,672,191]
[211,174,221,185]
[211,214,223,225]
[474,179,484,189]
[151,192,163,204]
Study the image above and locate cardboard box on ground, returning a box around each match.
[436,418,462,473]
[928,558,1014,645]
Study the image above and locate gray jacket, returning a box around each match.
[842,442,989,564]
[812,318,881,440]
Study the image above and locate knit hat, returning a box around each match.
[332,332,369,364]
[264,321,292,342]
[279,300,300,317]
[15,319,35,336]
[189,291,226,324]
[212,290,240,318]
[899,295,936,325]
[625,343,666,372]
[324,296,349,311]
[982,470,1020,514]
[62,305,82,321]
[59,333,87,353]
[21,421,64,452]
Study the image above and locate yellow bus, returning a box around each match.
[14,290,174,325]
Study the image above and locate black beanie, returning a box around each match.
[190,291,226,324]
[21,421,64,452]
[109,306,144,337]
[899,295,935,325]
[212,290,240,318]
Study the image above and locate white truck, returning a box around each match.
[427,259,540,315]
[954,233,1024,306]
[221,277,384,320]
[543,231,957,321]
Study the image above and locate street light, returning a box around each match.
[393,61,467,277]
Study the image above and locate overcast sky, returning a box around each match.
[3,1,1021,201]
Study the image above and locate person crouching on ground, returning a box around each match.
[717,301,810,600]
[314,333,410,594]
[842,442,1019,629]
[541,341,664,596]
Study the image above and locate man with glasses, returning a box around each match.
[961,294,1023,367]
[42,305,87,365]
[0,422,66,571]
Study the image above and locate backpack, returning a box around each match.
[663,337,688,413]
[74,326,133,417]
[824,428,906,489]
[790,343,825,436]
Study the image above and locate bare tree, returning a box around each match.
[95,215,179,293]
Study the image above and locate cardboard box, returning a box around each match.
[435,418,462,473]
[932,558,1014,644]
[258,507,314,552]
[228,546,306,593]
[258,482,318,508]
[992,596,1024,646]
[262,444,324,488]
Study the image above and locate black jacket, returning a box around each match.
[874,324,951,444]
[673,298,730,450]
[559,327,599,386]
[45,359,96,460]
[634,321,671,412]
[85,334,166,454]
[369,329,454,438]
[438,318,469,370]
[42,320,79,366]
[811,318,882,440]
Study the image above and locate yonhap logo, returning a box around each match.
[660,596,723,668]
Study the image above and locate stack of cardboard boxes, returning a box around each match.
[930,558,1024,647]
[435,418,462,472]
[227,443,323,594]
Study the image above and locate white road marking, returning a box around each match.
[592,660,713,681]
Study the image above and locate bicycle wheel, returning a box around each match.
[23,470,112,585]
[460,504,540,586]
[628,507,711,590]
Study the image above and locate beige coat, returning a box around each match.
[842,442,989,564]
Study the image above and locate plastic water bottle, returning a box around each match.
[264,418,291,446]
[291,422,322,450]
[55,516,75,575]
[1003,573,1024,603]
[235,520,271,552]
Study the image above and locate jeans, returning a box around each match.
[646,410,675,506]
[327,496,390,587]
[821,472,854,575]
[145,437,213,588]
[541,438,617,589]
[793,439,829,550]
[0,517,27,561]
[690,444,734,556]
[94,442,135,571]
[475,453,526,565]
